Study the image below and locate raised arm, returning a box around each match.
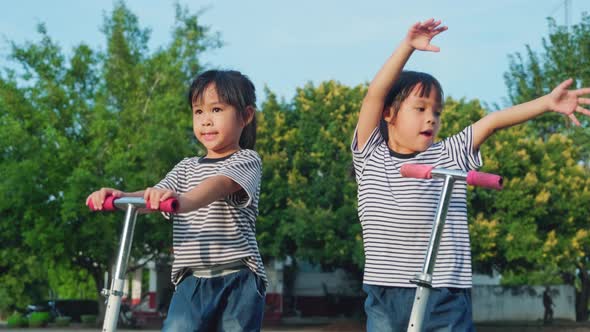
[472,78,590,150]
[356,19,447,150]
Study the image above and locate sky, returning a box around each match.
[1,0,589,108]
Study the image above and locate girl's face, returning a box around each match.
[384,84,442,154]
[192,83,249,158]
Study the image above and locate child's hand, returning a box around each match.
[86,188,123,211]
[144,187,178,210]
[547,78,590,126]
[404,18,447,52]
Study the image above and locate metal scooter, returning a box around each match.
[400,164,503,332]
[88,195,178,332]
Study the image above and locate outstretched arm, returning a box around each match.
[472,78,590,150]
[356,18,447,150]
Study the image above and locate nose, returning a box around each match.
[426,110,437,125]
[200,114,213,126]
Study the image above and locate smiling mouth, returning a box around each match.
[201,132,218,140]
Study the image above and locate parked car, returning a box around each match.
[26,299,99,322]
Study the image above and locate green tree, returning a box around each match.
[482,13,590,320]
[0,2,218,316]
[255,82,494,275]
[0,21,78,312]
[504,15,590,158]
[257,81,365,271]
[469,125,590,320]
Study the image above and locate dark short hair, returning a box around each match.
[188,70,257,149]
[379,71,444,141]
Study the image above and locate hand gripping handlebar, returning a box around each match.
[87,195,179,213]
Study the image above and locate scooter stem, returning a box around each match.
[102,204,139,332]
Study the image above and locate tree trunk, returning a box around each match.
[576,265,589,322]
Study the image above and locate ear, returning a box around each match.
[242,106,255,127]
[383,105,396,125]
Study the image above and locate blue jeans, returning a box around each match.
[363,284,474,332]
[162,269,266,332]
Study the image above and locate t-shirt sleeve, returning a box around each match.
[154,158,188,192]
[441,125,482,171]
[351,125,384,174]
[218,151,262,208]
[153,158,188,220]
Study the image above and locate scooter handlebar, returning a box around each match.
[157,197,179,213]
[101,195,117,211]
[466,171,503,190]
[87,194,179,213]
[400,164,503,190]
[400,164,434,179]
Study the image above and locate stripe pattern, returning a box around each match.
[352,126,482,288]
[155,149,267,285]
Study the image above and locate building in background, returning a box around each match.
[116,258,575,325]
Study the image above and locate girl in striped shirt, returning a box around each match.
[87,70,267,331]
[353,19,590,331]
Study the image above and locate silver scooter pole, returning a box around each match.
[88,196,178,332]
[401,164,502,332]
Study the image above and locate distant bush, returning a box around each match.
[52,299,99,322]
[7,312,27,327]
[55,316,72,326]
[81,314,97,325]
[29,311,51,327]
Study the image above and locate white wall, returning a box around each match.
[293,268,361,297]
[473,285,575,322]
[265,258,285,294]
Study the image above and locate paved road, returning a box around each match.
[4,328,590,331]
[0,328,329,332]
[3,320,590,332]
[0,323,332,331]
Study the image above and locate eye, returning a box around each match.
[212,107,222,113]
[193,109,203,115]
[416,107,425,112]
[435,111,442,117]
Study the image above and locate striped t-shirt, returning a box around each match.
[351,125,482,288]
[155,149,267,285]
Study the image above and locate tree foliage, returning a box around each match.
[257,82,365,270]
[0,2,218,313]
[2,1,589,323]
[485,13,590,320]
[504,14,590,156]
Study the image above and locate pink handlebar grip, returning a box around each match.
[467,171,503,190]
[102,195,117,210]
[87,195,117,211]
[400,164,434,179]
[87,195,179,212]
[157,198,179,213]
